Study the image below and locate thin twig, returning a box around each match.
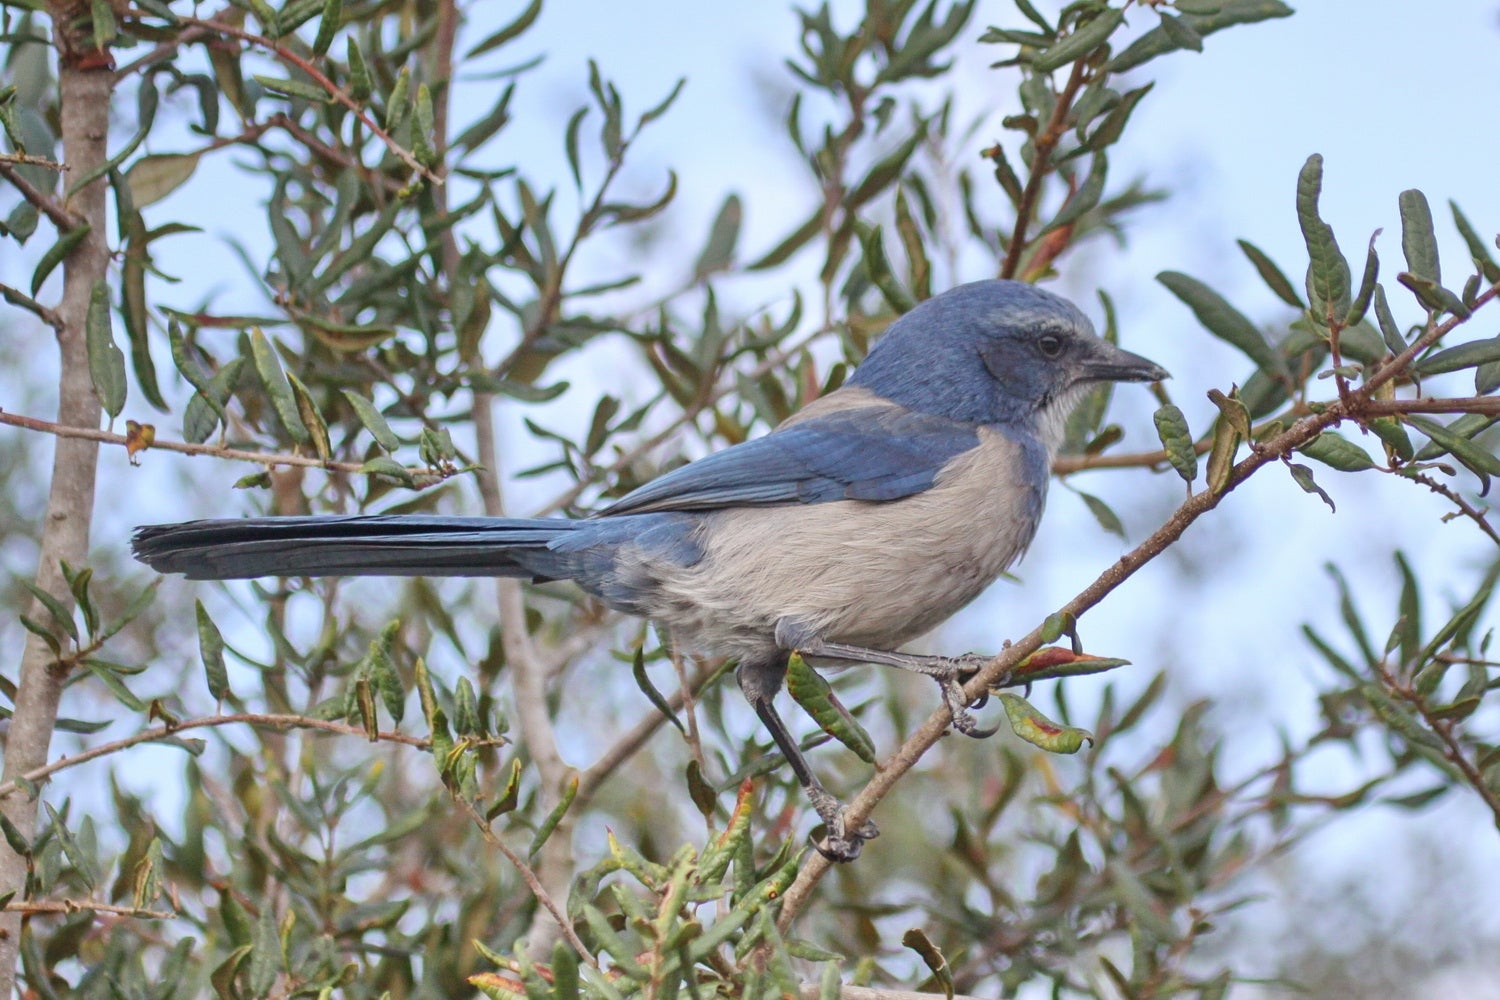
[4,899,175,919]
[0,712,486,801]
[0,161,80,230]
[0,407,442,481]
[999,59,1088,280]
[452,796,598,969]
[1406,470,1500,546]
[178,16,439,184]
[1384,665,1500,825]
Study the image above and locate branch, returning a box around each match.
[0,712,482,801]
[0,160,80,231]
[178,16,439,184]
[452,796,598,969]
[4,899,175,919]
[999,59,1088,280]
[0,407,444,481]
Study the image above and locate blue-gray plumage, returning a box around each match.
[133,279,1167,861]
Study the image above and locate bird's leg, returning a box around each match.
[773,619,1002,739]
[736,655,878,863]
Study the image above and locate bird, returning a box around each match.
[134,279,1168,862]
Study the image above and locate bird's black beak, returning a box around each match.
[1080,341,1170,384]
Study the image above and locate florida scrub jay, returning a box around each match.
[134,279,1168,861]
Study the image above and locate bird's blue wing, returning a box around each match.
[597,406,980,517]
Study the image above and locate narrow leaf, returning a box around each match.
[86,281,127,421]
[195,600,230,701]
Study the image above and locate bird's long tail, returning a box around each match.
[132,515,581,581]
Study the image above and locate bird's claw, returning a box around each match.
[932,654,1006,739]
[807,786,879,863]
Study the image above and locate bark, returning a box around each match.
[0,44,113,998]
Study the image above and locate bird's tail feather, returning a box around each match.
[132,515,580,580]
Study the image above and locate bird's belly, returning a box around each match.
[646,427,1046,656]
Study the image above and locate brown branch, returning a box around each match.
[0,152,67,170]
[1384,668,1500,825]
[0,407,442,481]
[4,899,175,919]
[1406,469,1500,546]
[451,796,598,969]
[1357,395,1500,416]
[177,16,439,184]
[999,59,1088,280]
[0,160,80,230]
[0,712,482,801]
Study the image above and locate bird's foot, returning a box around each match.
[937,653,1003,739]
[806,786,879,864]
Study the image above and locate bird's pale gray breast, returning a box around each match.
[641,425,1047,658]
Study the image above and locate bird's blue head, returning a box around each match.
[847,279,1168,445]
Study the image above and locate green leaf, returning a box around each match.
[998,692,1092,753]
[1078,491,1125,538]
[528,774,578,858]
[30,222,89,296]
[1373,284,1405,355]
[125,152,201,208]
[358,456,416,487]
[1299,431,1375,472]
[1042,151,1106,234]
[1152,403,1198,483]
[253,74,333,104]
[1033,8,1123,72]
[1109,0,1293,72]
[1411,336,1500,377]
[485,758,523,821]
[1450,199,1500,284]
[195,600,229,701]
[1287,462,1335,512]
[466,0,542,57]
[1345,230,1380,326]
[24,581,78,643]
[341,389,400,452]
[1398,188,1440,285]
[1297,154,1352,323]
[183,357,243,444]
[86,281,126,421]
[1408,415,1500,482]
[250,328,309,444]
[311,0,341,55]
[786,653,876,763]
[285,370,330,461]
[1158,271,1281,374]
[1237,238,1304,308]
[693,193,741,279]
[630,645,684,734]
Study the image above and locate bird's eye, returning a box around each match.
[1037,334,1064,357]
